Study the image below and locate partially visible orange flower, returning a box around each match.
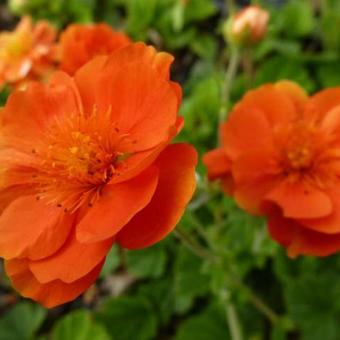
[204,80,340,257]
[0,43,197,307]
[59,23,131,76]
[0,16,57,89]
[225,5,269,45]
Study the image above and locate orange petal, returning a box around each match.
[266,180,332,219]
[203,147,231,181]
[77,166,159,243]
[0,196,64,259]
[308,87,340,120]
[232,146,280,184]
[97,61,179,151]
[60,23,131,76]
[234,175,281,215]
[5,258,103,308]
[2,78,82,152]
[74,55,108,114]
[235,84,297,127]
[274,80,308,112]
[299,185,340,234]
[117,143,197,249]
[319,105,340,135]
[111,116,183,185]
[221,108,273,160]
[103,43,174,80]
[29,228,113,284]
[267,208,340,257]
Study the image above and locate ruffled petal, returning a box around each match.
[1,76,82,151]
[29,228,113,284]
[203,147,231,181]
[234,84,297,127]
[299,185,340,234]
[308,87,340,120]
[222,108,273,160]
[77,166,159,243]
[5,258,103,308]
[117,144,197,249]
[234,176,281,215]
[266,180,332,219]
[0,196,64,259]
[274,80,308,112]
[268,208,340,257]
[97,61,178,151]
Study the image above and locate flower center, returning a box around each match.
[32,111,130,212]
[276,122,317,177]
[286,144,312,170]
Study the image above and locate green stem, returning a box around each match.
[175,227,280,325]
[173,228,218,263]
[230,276,280,325]
[219,47,240,125]
[221,288,243,340]
[242,48,254,89]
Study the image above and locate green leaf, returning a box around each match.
[100,245,120,278]
[0,87,9,106]
[175,303,230,340]
[137,278,174,325]
[284,273,340,340]
[174,247,210,313]
[184,0,217,23]
[52,310,110,340]
[317,61,340,87]
[254,56,315,93]
[320,1,340,51]
[97,296,158,340]
[277,0,315,38]
[0,302,46,340]
[126,244,167,279]
[125,0,158,40]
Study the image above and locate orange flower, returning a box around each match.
[0,16,57,89]
[59,23,131,76]
[225,5,269,45]
[0,43,197,307]
[204,80,340,257]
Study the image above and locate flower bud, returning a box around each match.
[224,5,269,46]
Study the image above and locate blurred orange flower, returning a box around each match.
[0,43,197,307]
[226,5,269,45]
[204,80,340,257]
[59,23,131,75]
[0,16,57,89]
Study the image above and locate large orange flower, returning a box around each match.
[0,16,57,89]
[0,43,197,307]
[59,23,131,76]
[204,80,340,257]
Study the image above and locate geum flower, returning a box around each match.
[59,23,131,76]
[0,16,57,89]
[204,80,340,257]
[0,43,197,307]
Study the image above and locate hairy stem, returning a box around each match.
[219,47,240,125]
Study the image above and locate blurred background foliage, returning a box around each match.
[0,0,340,339]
